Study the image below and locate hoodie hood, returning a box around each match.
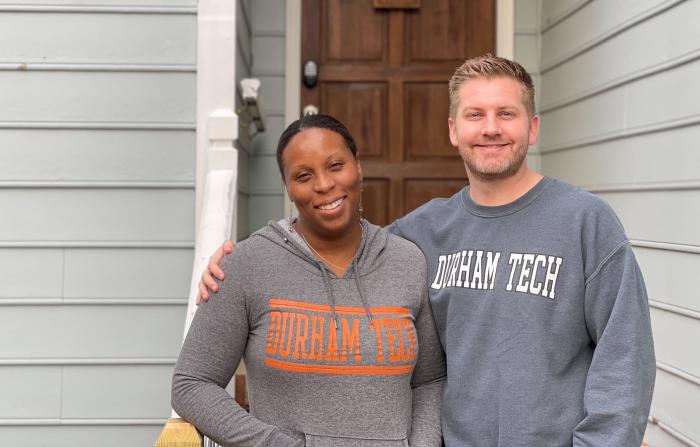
[249,219,388,327]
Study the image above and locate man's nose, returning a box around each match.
[481,115,501,135]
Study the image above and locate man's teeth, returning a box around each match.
[318,198,344,210]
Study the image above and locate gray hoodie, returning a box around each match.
[172,220,446,447]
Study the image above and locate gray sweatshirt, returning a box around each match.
[389,177,655,447]
[172,220,446,447]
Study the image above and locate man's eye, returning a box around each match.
[500,111,514,117]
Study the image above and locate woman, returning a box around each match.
[172,114,445,446]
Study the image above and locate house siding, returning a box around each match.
[514,0,542,172]
[537,0,700,445]
[248,0,288,232]
[0,1,196,444]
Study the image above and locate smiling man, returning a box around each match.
[198,55,655,446]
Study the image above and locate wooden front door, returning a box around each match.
[301,0,495,226]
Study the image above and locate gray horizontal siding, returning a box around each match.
[0,365,173,419]
[251,0,285,34]
[0,71,195,123]
[644,423,690,447]
[0,189,194,242]
[63,248,192,299]
[537,1,700,444]
[540,0,700,111]
[251,115,285,155]
[237,0,253,238]
[635,246,700,314]
[0,0,195,6]
[0,12,195,65]
[539,57,700,152]
[651,307,700,379]
[539,123,700,187]
[540,0,680,70]
[0,248,191,300]
[248,0,286,231]
[0,305,184,358]
[596,189,699,246]
[0,129,194,182]
[249,154,284,195]
[0,426,165,447]
[0,2,196,444]
[651,367,700,443]
[539,0,589,31]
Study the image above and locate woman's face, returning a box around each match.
[282,127,362,239]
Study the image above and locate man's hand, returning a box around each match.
[196,240,235,304]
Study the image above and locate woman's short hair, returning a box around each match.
[276,114,358,179]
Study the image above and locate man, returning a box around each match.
[198,55,655,446]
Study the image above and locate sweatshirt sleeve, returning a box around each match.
[573,243,655,447]
[408,280,446,446]
[171,252,305,447]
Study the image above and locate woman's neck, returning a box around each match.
[294,219,363,277]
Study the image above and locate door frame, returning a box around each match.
[282,0,515,218]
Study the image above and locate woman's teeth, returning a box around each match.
[318,197,344,210]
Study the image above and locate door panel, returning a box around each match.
[407,0,495,62]
[303,0,496,225]
[404,82,453,159]
[321,82,389,160]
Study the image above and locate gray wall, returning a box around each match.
[536,0,700,445]
[237,0,253,239]
[0,1,196,445]
[514,0,542,172]
[248,0,288,232]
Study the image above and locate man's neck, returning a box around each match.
[467,166,543,207]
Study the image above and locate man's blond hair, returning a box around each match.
[448,54,535,118]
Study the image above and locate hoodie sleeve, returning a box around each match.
[573,243,655,447]
[171,251,305,447]
[408,274,446,446]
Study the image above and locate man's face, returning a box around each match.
[448,76,539,181]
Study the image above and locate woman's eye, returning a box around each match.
[296,173,310,181]
[329,162,344,171]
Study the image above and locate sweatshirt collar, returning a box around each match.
[460,176,552,218]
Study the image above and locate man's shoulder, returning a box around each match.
[385,231,426,263]
[393,186,467,228]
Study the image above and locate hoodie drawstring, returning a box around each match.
[318,262,339,329]
[352,257,374,326]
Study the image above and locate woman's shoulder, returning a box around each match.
[219,231,283,276]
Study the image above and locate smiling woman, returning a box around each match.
[279,116,364,276]
[171,114,446,447]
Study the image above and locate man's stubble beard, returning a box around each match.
[462,136,530,183]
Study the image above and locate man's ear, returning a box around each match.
[448,116,458,147]
[528,114,540,146]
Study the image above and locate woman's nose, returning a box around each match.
[313,172,334,192]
